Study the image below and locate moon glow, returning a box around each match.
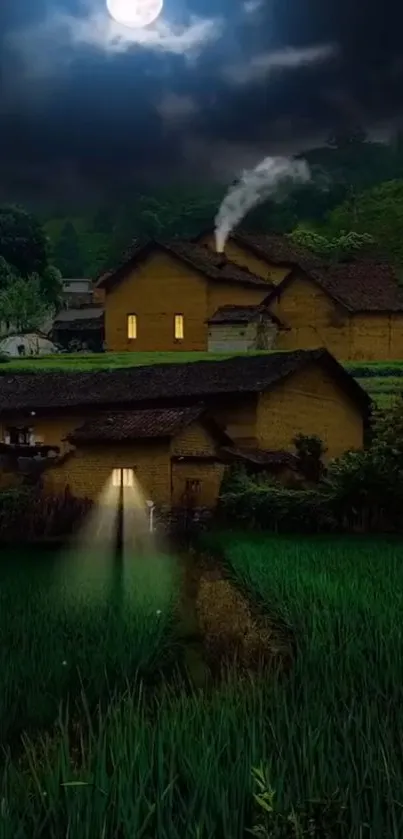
[106,0,163,29]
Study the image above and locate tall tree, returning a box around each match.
[0,205,61,304]
[0,205,50,277]
[0,277,53,333]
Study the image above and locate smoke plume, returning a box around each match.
[214,156,311,252]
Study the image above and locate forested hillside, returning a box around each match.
[42,130,403,279]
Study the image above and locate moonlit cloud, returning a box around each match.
[8,1,223,67]
[66,7,222,56]
[224,44,338,85]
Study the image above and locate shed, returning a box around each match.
[51,307,105,352]
[206,305,283,352]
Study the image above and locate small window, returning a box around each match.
[174,314,184,341]
[112,467,134,487]
[127,314,137,340]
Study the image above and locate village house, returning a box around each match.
[95,240,277,352]
[263,261,403,361]
[196,229,403,361]
[0,349,371,508]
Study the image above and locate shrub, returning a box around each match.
[0,486,92,541]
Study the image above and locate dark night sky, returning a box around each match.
[0,0,402,206]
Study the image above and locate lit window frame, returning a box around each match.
[127,313,137,340]
[112,468,135,487]
[174,313,184,341]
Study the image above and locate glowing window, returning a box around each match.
[174,314,184,340]
[112,468,134,487]
[127,314,137,340]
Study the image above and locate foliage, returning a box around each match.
[293,433,326,482]
[0,256,19,290]
[201,530,403,837]
[0,205,50,277]
[220,401,403,533]
[0,486,92,540]
[218,467,332,533]
[0,205,62,308]
[28,130,403,275]
[324,179,403,270]
[289,226,376,260]
[0,275,54,333]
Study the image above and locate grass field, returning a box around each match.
[0,350,403,406]
[1,536,403,837]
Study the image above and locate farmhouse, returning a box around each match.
[197,229,403,361]
[264,261,403,361]
[95,240,274,352]
[0,349,371,507]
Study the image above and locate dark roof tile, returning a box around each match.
[96,240,272,291]
[263,259,403,313]
[0,349,371,414]
[68,405,205,443]
[231,231,324,270]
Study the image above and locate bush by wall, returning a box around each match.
[0,485,92,542]
[219,403,403,534]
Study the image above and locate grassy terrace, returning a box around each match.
[0,351,402,406]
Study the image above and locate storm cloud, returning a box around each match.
[0,0,402,205]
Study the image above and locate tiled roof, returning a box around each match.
[193,228,323,271]
[310,261,403,312]
[221,446,298,468]
[96,240,272,292]
[263,259,403,313]
[67,405,205,443]
[207,305,280,325]
[231,231,324,270]
[0,349,371,413]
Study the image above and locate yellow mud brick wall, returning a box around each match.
[268,274,353,358]
[351,313,403,361]
[256,362,364,460]
[268,274,403,361]
[104,251,209,352]
[197,233,289,284]
[43,443,171,505]
[170,419,225,507]
[103,247,274,353]
[171,462,225,507]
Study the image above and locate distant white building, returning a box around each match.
[0,332,59,358]
[62,278,92,294]
[61,278,93,310]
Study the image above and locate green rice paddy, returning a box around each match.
[1,535,403,837]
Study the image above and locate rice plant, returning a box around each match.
[2,536,403,837]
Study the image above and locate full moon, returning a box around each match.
[106,0,163,28]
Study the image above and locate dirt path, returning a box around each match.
[176,550,294,685]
